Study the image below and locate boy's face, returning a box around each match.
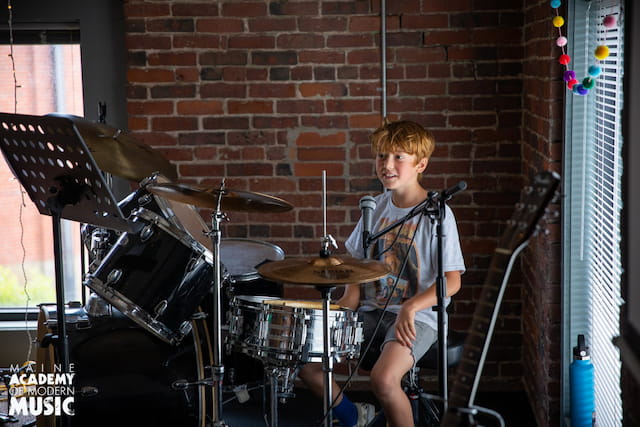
[375,151,428,191]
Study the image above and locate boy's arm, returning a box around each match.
[335,283,361,310]
[394,270,462,348]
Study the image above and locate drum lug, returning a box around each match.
[140,224,155,242]
[154,300,168,318]
[106,269,123,284]
[137,192,153,206]
[178,320,192,337]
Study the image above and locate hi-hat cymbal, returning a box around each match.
[53,114,177,182]
[257,255,391,286]
[147,182,293,213]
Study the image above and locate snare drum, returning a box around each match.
[227,296,362,366]
[84,207,213,345]
[226,295,280,360]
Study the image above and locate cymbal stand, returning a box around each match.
[318,170,339,427]
[207,180,228,426]
[317,283,336,427]
[264,365,297,427]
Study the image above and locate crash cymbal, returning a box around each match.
[53,114,177,182]
[146,182,293,213]
[257,255,391,286]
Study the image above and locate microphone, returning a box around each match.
[440,181,467,201]
[359,195,376,254]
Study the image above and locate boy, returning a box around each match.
[299,119,465,427]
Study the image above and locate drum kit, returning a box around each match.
[0,113,391,426]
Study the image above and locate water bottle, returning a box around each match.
[570,334,595,427]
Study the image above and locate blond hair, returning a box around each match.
[370,119,435,161]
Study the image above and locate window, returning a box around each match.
[0,37,84,312]
[563,0,624,425]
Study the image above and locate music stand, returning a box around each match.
[0,112,132,401]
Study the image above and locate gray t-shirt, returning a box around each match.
[345,190,466,329]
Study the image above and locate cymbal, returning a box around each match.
[257,255,391,286]
[53,114,177,182]
[146,182,293,213]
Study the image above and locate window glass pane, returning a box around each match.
[0,43,83,309]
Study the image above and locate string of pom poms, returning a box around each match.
[551,0,616,96]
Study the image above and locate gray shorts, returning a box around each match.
[357,308,437,371]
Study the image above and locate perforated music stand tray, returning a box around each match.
[0,112,133,387]
[0,112,132,231]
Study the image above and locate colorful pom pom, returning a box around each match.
[582,77,596,89]
[572,84,589,95]
[551,0,561,8]
[553,16,565,27]
[563,70,576,81]
[559,54,571,65]
[556,36,568,47]
[567,79,578,90]
[603,15,616,28]
[588,65,602,77]
[594,45,609,60]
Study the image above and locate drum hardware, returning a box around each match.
[146,178,294,426]
[255,172,390,427]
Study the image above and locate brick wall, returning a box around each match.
[521,1,564,425]
[122,0,561,415]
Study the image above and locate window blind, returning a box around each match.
[563,1,624,425]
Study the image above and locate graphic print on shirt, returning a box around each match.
[369,217,421,308]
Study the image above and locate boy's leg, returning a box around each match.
[369,341,415,427]
[299,362,360,426]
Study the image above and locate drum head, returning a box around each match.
[221,238,285,283]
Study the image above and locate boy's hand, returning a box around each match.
[394,305,417,348]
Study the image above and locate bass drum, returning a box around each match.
[37,303,212,427]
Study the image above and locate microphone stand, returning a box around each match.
[362,182,466,416]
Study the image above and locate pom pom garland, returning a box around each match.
[594,45,609,60]
[563,70,576,81]
[551,1,617,96]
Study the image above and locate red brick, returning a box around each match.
[127,68,175,83]
[173,35,220,49]
[179,163,225,177]
[299,51,345,64]
[277,34,325,49]
[201,83,247,98]
[229,35,276,49]
[248,17,297,32]
[299,83,347,98]
[294,163,344,177]
[298,147,346,161]
[128,100,174,116]
[326,99,372,113]
[327,34,375,48]
[151,116,198,131]
[349,114,382,129]
[249,83,296,98]
[253,116,298,129]
[228,100,273,114]
[346,49,379,64]
[295,132,346,147]
[177,100,224,115]
[401,14,449,29]
[175,67,200,83]
[123,3,170,18]
[221,2,267,17]
[126,34,172,50]
[298,17,348,32]
[276,100,325,114]
[172,3,218,17]
[396,46,447,63]
[147,52,197,66]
